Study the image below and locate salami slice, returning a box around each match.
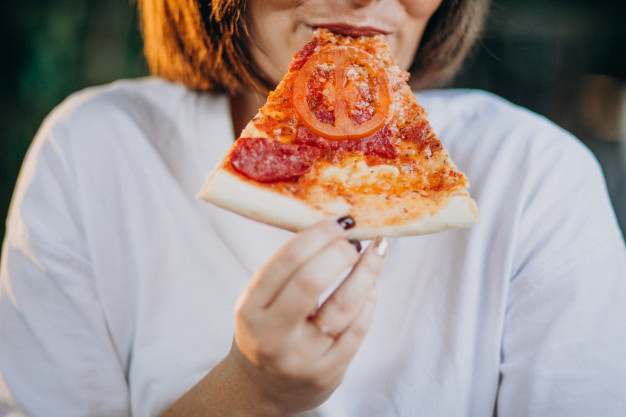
[230,137,320,182]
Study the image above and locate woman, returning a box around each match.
[1,0,625,416]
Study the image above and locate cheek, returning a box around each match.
[245,5,297,83]
[247,29,312,86]
[393,0,444,68]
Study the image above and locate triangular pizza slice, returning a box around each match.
[198,29,478,240]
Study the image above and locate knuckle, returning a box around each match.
[337,240,360,263]
[333,292,357,315]
[281,247,309,268]
[350,319,370,340]
[295,274,325,296]
[318,217,344,237]
[359,250,383,275]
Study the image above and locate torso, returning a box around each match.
[14,78,623,416]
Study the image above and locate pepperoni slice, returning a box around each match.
[292,46,391,140]
[230,137,320,183]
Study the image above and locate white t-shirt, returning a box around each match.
[1,78,625,417]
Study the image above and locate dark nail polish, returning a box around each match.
[337,216,356,230]
[349,239,362,253]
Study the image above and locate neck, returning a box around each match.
[229,90,267,141]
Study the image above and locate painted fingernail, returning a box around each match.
[373,237,390,257]
[337,216,356,230]
[349,239,362,253]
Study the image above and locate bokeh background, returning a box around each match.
[1,0,625,240]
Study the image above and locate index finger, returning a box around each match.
[242,217,353,309]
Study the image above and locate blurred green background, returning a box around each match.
[1,0,144,240]
[1,0,625,240]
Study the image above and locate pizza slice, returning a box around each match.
[197,28,479,240]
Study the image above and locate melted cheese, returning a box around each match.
[320,160,399,188]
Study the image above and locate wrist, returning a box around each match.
[159,345,297,417]
[223,344,301,417]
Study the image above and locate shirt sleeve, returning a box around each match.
[496,137,626,416]
[0,113,131,416]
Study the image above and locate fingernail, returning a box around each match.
[349,239,362,253]
[337,216,356,230]
[373,237,390,257]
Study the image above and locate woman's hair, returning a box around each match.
[138,0,491,94]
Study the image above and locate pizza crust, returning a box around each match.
[350,193,479,240]
[198,166,479,240]
[198,165,337,232]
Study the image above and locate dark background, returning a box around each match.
[1,0,625,240]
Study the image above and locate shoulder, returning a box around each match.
[419,88,617,234]
[15,77,232,220]
[31,78,231,174]
[416,89,570,144]
[416,89,598,178]
[423,90,623,251]
[416,89,564,139]
[416,88,519,118]
[39,77,224,140]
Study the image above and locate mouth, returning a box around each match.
[311,23,390,37]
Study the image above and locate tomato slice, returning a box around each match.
[292,46,391,140]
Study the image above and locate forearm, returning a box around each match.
[159,347,295,417]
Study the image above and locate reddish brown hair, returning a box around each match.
[138,0,491,94]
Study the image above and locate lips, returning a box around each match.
[313,23,390,37]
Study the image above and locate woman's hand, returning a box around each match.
[231,217,389,415]
[160,217,389,417]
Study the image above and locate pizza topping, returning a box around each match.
[289,37,320,72]
[230,137,320,183]
[320,160,400,192]
[292,46,391,140]
[295,124,397,159]
[399,120,442,155]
